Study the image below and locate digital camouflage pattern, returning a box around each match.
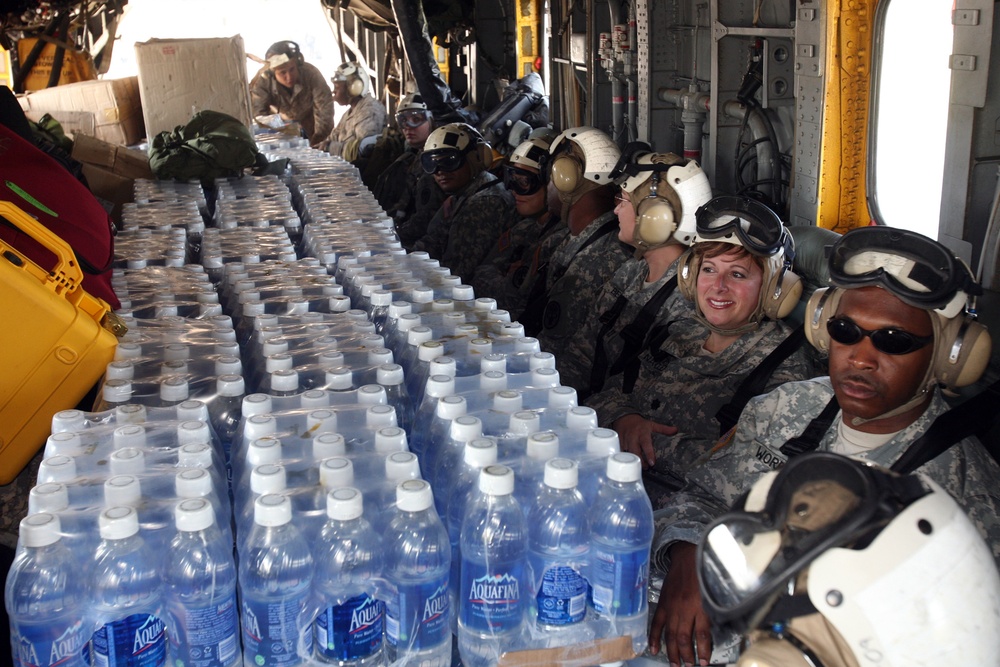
[470,211,564,316]
[651,377,1000,571]
[250,61,334,149]
[534,211,630,353]
[375,147,446,248]
[327,94,388,158]
[587,316,818,504]
[412,171,518,283]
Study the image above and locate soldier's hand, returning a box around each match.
[612,414,677,468]
[649,542,713,666]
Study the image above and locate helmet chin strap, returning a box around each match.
[693,309,762,337]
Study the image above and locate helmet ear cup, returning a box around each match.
[477,143,494,171]
[803,287,842,352]
[761,264,803,320]
[634,197,677,247]
[348,75,365,97]
[932,316,992,388]
[551,154,583,193]
[676,249,699,301]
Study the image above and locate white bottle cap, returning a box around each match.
[544,458,579,489]
[473,297,497,311]
[532,367,560,388]
[395,313,422,334]
[110,447,145,476]
[480,371,507,392]
[327,487,364,521]
[175,497,215,532]
[254,493,292,527]
[425,374,456,399]
[455,324,480,338]
[313,433,346,459]
[370,289,393,307]
[242,394,274,419]
[114,343,142,361]
[307,409,337,434]
[509,411,541,437]
[358,384,388,405]
[177,420,211,446]
[366,405,397,428]
[297,389,328,410]
[407,326,434,347]
[410,287,434,304]
[28,483,69,515]
[266,354,294,374]
[464,438,498,467]
[376,427,408,454]
[451,415,483,442]
[385,451,420,481]
[19,513,61,548]
[396,479,434,512]
[215,342,241,359]
[38,455,76,483]
[566,406,598,430]
[366,348,393,366]
[429,356,457,378]
[216,374,246,398]
[251,464,287,495]
[480,354,507,374]
[215,356,244,376]
[105,361,135,381]
[325,367,353,390]
[587,428,620,455]
[607,452,642,483]
[44,432,81,458]
[430,298,454,313]
[377,364,405,386]
[163,343,190,362]
[103,379,133,404]
[493,390,523,413]
[113,424,146,450]
[442,312,465,327]
[161,359,189,377]
[242,301,265,318]
[489,309,512,323]
[51,409,86,433]
[243,415,278,443]
[468,338,493,356]
[328,295,352,312]
[529,351,556,370]
[417,341,445,362]
[178,441,213,468]
[160,377,190,403]
[115,404,147,424]
[248,437,282,467]
[175,468,213,498]
[499,323,525,338]
[270,369,299,393]
[452,284,475,301]
[262,339,290,357]
[104,475,141,507]
[389,301,413,319]
[175,400,209,423]
[99,505,140,540]
[319,351,346,370]
[479,464,515,496]
[527,432,559,461]
[320,457,354,489]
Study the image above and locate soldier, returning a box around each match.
[412,123,518,283]
[250,40,334,150]
[523,127,630,352]
[470,133,567,317]
[327,61,388,160]
[585,195,817,503]
[648,226,1000,666]
[373,92,446,248]
[556,142,713,396]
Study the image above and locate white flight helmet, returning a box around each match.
[698,451,1000,667]
[332,61,370,98]
[548,126,620,207]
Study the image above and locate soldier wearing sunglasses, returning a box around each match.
[647,226,1000,667]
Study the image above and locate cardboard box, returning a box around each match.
[71,134,152,180]
[16,77,144,146]
[135,36,253,139]
[22,109,96,140]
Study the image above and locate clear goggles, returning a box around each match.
[697,452,927,631]
[828,226,980,316]
[420,149,466,175]
[695,196,786,257]
[396,110,431,129]
[504,165,544,196]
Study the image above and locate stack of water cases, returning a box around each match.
[5,138,654,667]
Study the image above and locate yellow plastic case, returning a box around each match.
[0,200,123,484]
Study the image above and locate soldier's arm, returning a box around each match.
[249,70,273,117]
[308,66,335,145]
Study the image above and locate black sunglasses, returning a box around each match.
[420,150,465,175]
[826,316,933,355]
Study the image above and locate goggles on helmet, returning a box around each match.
[396,110,431,129]
[828,226,980,318]
[695,196,787,257]
[504,166,544,196]
[421,149,467,175]
[697,452,928,632]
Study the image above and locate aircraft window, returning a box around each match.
[871,0,952,239]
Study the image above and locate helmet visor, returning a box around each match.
[504,166,544,196]
[695,197,785,256]
[396,110,431,129]
[421,149,466,175]
[828,226,979,314]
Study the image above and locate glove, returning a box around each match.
[358,134,379,157]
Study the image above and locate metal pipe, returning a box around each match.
[659,87,710,159]
[722,99,775,185]
[608,2,624,142]
[627,2,638,141]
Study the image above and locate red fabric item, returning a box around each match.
[0,123,120,309]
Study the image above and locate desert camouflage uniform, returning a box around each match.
[557,257,696,396]
[412,171,518,283]
[588,317,816,504]
[470,211,563,315]
[651,377,1000,572]
[250,61,334,149]
[533,212,630,353]
[328,95,388,158]
[375,148,446,248]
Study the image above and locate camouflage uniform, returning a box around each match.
[412,171,518,283]
[250,62,334,149]
[556,257,696,396]
[328,95,388,158]
[533,212,630,353]
[651,377,1000,571]
[470,211,564,315]
[588,317,817,505]
[374,149,446,249]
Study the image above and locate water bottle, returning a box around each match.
[514,432,559,511]
[313,488,385,667]
[376,364,413,435]
[88,506,168,667]
[432,415,483,516]
[383,479,451,667]
[577,429,620,506]
[410,374,456,460]
[458,465,527,667]
[239,494,315,667]
[588,453,654,654]
[164,498,240,667]
[5,513,88,667]
[526,458,593,648]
